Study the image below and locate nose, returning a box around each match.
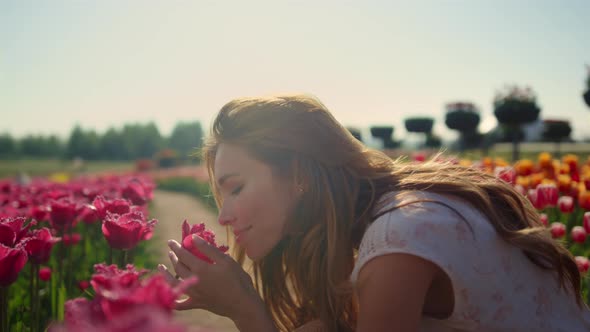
[218,207,236,226]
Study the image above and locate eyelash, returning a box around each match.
[231,185,243,195]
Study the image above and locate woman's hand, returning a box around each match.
[159,235,276,331]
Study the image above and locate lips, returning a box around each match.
[233,226,252,243]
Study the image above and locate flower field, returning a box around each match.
[2,151,590,331]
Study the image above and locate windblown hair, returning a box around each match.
[202,94,582,331]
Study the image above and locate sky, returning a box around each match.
[1,0,589,144]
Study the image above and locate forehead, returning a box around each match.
[214,143,259,177]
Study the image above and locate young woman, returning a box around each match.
[160,94,590,331]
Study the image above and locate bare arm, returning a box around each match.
[355,253,439,332]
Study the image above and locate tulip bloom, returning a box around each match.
[539,213,548,227]
[557,196,574,214]
[550,222,566,239]
[0,244,28,286]
[122,181,153,206]
[24,228,60,264]
[583,212,590,234]
[92,196,131,220]
[579,191,590,210]
[49,199,78,230]
[536,184,559,208]
[575,256,590,274]
[181,220,229,264]
[571,226,587,244]
[102,211,157,250]
[495,167,516,185]
[39,267,52,281]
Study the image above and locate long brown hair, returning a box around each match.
[202,94,582,331]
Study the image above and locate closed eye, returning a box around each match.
[231,185,243,195]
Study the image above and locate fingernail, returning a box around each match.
[157,264,165,271]
[168,251,174,258]
[168,240,179,249]
[192,235,205,244]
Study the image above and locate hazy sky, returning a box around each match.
[1,0,589,143]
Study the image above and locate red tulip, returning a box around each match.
[584,212,590,234]
[24,228,60,264]
[49,199,78,230]
[77,280,90,291]
[181,220,229,264]
[558,196,574,214]
[575,256,590,274]
[0,244,28,286]
[122,180,153,206]
[62,233,82,246]
[579,191,590,210]
[495,166,516,185]
[0,216,36,247]
[536,184,559,208]
[571,226,587,243]
[539,213,548,226]
[550,222,566,239]
[527,189,544,210]
[102,211,157,250]
[39,267,52,281]
[91,196,131,220]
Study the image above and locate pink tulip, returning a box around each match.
[527,189,544,210]
[495,167,516,185]
[575,256,590,274]
[539,213,548,226]
[102,211,157,250]
[39,267,52,281]
[0,244,28,286]
[181,220,229,264]
[571,226,587,243]
[24,228,60,264]
[550,222,566,239]
[557,196,574,214]
[49,199,78,230]
[77,280,90,291]
[122,180,153,206]
[91,196,131,220]
[536,184,559,208]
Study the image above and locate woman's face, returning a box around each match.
[214,143,298,261]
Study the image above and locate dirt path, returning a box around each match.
[150,189,238,332]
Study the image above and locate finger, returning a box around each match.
[192,235,229,263]
[168,239,209,272]
[157,264,180,286]
[168,250,193,278]
[175,296,202,311]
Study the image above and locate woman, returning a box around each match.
[160,94,590,331]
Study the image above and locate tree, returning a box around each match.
[66,126,100,160]
[370,126,399,149]
[542,119,572,158]
[444,102,481,152]
[493,85,541,162]
[0,133,17,157]
[583,65,590,108]
[168,121,204,161]
[99,128,128,160]
[346,127,362,142]
[404,117,439,149]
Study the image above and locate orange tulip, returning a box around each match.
[557,174,572,194]
[514,159,534,176]
[538,152,553,169]
[578,190,590,210]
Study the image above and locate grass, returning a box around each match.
[0,158,134,179]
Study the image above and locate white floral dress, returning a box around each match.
[351,191,590,332]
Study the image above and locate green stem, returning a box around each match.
[1,286,8,332]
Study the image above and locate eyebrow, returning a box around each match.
[217,173,240,186]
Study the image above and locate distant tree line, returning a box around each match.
[0,121,204,161]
